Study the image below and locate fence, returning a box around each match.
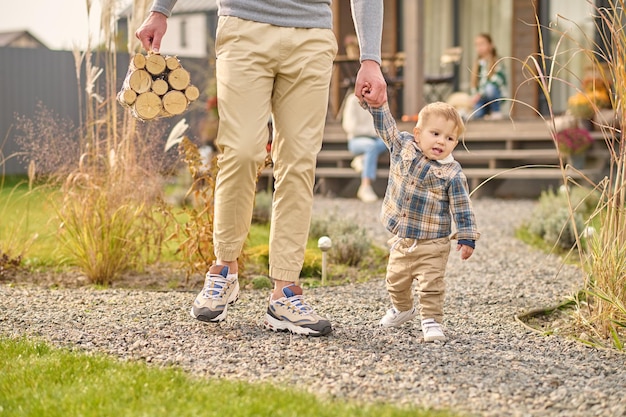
[0,47,209,174]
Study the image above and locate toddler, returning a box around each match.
[362,92,480,342]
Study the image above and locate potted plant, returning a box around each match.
[555,127,594,169]
[567,75,613,129]
[567,92,595,120]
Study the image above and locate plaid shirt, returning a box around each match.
[369,103,480,243]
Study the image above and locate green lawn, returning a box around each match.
[0,178,276,269]
[0,337,455,417]
[0,178,62,268]
[0,178,360,273]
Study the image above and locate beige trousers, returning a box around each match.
[213,16,338,282]
[385,237,451,322]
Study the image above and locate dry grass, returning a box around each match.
[9,0,177,285]
[517,1,626,349]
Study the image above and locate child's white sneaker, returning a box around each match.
[379,306,417,327]
[421,318,446,342]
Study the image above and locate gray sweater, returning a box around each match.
[150,0,382,63]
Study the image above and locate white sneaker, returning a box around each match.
[421,318,446,342]
[190,265,239,323]
[489,111,503,120]
[357,184,378,203]
[380,306,418,328]
[350,155,364,173]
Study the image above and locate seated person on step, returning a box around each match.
[342,91,388,202]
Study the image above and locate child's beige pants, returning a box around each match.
[385,237,452,322]
[212,17,337,283]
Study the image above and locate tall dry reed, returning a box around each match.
[522,1,626,349]
[51,0,171,284]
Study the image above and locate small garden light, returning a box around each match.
[317,236,332,285]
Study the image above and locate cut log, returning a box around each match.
[168,68,191,90]
[131,53,146,69]
[119,89,137,106]
[118,52,198,120]
[128,69,152,93]
[145,53,167,75]
[165,56,181,70]
[162,90,188,115]
[184,85,200,101]
[134,91,162,120]
[151,78,169,95]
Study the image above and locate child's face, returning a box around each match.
[413,115,459,161]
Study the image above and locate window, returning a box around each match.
[180,19,187,48]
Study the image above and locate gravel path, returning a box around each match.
[2,197,626,417]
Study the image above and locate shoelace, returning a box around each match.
[201,273,231,299]
[284,294,314,315]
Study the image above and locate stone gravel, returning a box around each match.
[2,197,626,417]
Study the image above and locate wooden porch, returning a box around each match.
[260,118,609,198]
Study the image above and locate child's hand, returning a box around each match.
[359,82,384,108]
[457,244,474,260]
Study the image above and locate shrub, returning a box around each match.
[301,248,322,277]
[251,275,272,290]
[310,215,371,266]
[0,251,21,278]
[525,187,594,250]
[252,191,272,224]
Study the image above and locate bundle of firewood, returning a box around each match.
[117,53,200,120]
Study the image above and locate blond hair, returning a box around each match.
[416,101,465,138]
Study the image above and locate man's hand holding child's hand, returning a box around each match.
[457,244,474,260]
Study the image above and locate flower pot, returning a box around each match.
[580,118,594,131]
[568,153,586,170]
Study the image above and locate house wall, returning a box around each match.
[545,0,597,114]
[159,13,208,58]
[0,48,210,174]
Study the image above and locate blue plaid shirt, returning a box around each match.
[369,103,480,244]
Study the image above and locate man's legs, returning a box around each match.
[213,17,277,267]
[262,25,337,336]
[191,16,276,323]
[268,26,337,289]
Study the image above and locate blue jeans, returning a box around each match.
[348,136,388,180]
[473,83,502,118]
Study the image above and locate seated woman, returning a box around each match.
[471,33,506,119]
[342,91,388,203]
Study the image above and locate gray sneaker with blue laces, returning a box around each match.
[264,284,332,337]
[190,264,239,323]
